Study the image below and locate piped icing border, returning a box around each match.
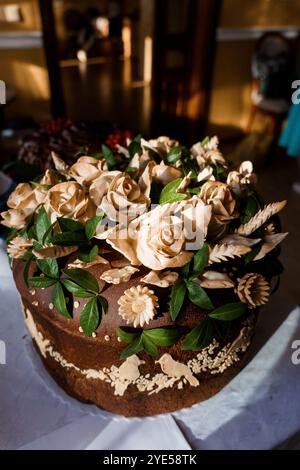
[22,304,254,397]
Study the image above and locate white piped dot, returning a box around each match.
[117,336,122,342]
[104,335,110,342]
[79,326,83,333]
[32,301,39,306]
[92,332,97,338]
[49,303,54,310]
[74,301,80,308]
[30,289,36,296]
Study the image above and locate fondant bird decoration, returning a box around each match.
[118,354,145,382]
[156,354,199,386]
[114,355,145,396]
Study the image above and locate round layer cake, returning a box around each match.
[13,251,256,416]
[1,135,287,416]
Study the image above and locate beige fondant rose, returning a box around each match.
[199,181,237,236]
[0,182,46,229]
[141,136,179,157]
[152,161,182,185]
[106,198,211,270]
[69,156,108,187]
[46,181,95,223]
[191,136,226,170]
[91,172,150,222]
[40,169,60,186]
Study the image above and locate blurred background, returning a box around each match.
[1,1,300,206]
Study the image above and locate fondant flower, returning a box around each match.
[40,169,60,186]
[199,181,237,236]
[92,172,150,222]
[100,266,139,284]
[141,136,179,157]
[69,156,108,187]
[7,236,33,259]
[138,161,182,195]
[118,285,159,327]
[46,181,95,223]
[7,182,46,210]
[227,161,257,196]
[106,198,211,270]
[152,161,182,185]
[1,182,46,229]
[191,136,226,169]
[237,273,270,308]
[51,151,70,177]
[1,208,33,230]
[141,270,179,288]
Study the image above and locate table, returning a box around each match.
[0,246,299,450]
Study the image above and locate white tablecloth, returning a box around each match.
[0,246,299,450]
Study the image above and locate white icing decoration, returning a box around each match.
[156,354,199,387]
[22,304,254,397]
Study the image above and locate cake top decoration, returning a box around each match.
[1,135,287,358]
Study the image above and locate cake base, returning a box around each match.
[16,257,256,418]
[37,344,250,416]
[24,299,253,417]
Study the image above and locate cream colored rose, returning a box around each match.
[0,182,46,229]
[1,208,33,230]
[106,198,211,270]
[141,136,179,157]
[138,161,182,197]
[199,181,237,236]
[69,156,108,187]
[91,172,150,222]
[40,169,60,186]
[46,181,96,223]
[191,136,226,170]
[7,182,45,210]
[89,170,120,207]
[152,161,182,185]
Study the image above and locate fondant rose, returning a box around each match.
[1,208,33,230]
[141,136,179,157]
[0,182,46,229]
[91,172,150,222]
[138,161,182,197]
[199,181,237,236]
[152,161,182,185]
[106,198,211,270]
[191,136,226,170]
[7,182,46,210]
[40,169,60,186]
[69,156,108,187]
[46,181,95,222]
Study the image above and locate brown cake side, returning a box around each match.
[14,254,256,417]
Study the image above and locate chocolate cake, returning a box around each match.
[1,135,287,416]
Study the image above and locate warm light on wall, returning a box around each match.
[143,36,152,83]
[13,62,50,101]
[122,24,131,59]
